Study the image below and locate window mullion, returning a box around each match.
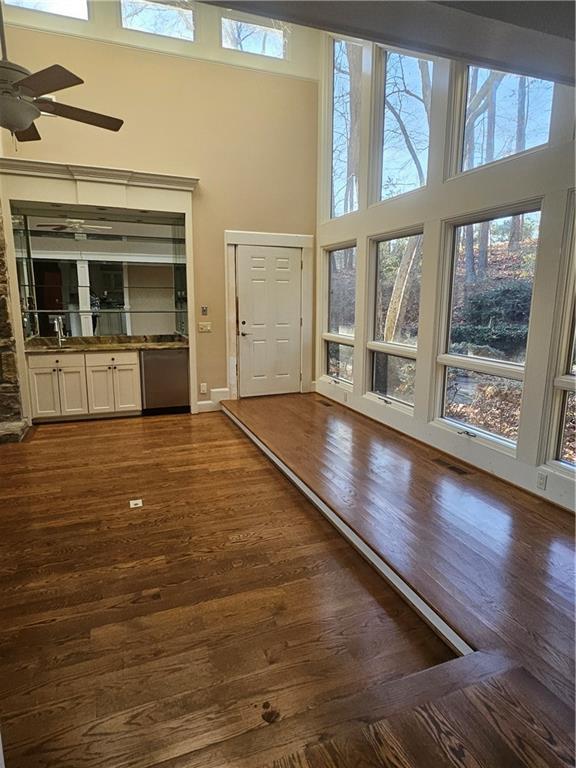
[367,341,417,359]
[517,189,573,465]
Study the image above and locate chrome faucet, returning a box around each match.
[52,315,65,347]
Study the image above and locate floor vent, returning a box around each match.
[319,401,334,407]
[433,458,471,475]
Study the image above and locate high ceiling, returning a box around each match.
[206,1,575,84]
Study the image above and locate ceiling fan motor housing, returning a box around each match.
[0,60,39,131]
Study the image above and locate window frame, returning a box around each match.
[5,0,90,21]
[329,34,364,220]
[449,62,558,180]
[366,229,423,409]
[119,0,196,42]
[219,9,288,60]
[435,202,543,449]
[322,243,357,388]
[373,45,435,204]
[546,214,575,471]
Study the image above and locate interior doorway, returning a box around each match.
[225,231,314,400]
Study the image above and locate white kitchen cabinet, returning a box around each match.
[85,352,141,414]
[29,367,60,418]
[28,354,88,420]
[58,367,89,415]
[86,365,115,414]
[113,364,142,411]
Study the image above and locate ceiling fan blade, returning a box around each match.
[15,65,83,98]
[36,99,123,132]
[14,122,41,142]
[83,225,113,230]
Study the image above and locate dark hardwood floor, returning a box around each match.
[222,394,575,709]
[294,667,575,768]
[0,413,458,768]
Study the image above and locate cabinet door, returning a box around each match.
[57,366,88,416]
[86,365,115,414]
[113,364,142,412]
[29,368,60,418]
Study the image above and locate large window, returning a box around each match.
[374,234,422,346]
[553,306,575,467]
[448,211,539,364]
[462,67,554,172]
[369,234,422,405]
[6,0,88,18]
[331,38,362,218]
[381,51,433,199]
[121,0,195,40]
[327,342,354,383]
[441,210,541,443]
[325,246,356,383]
[328,246,356,336]
[221,17,286,58]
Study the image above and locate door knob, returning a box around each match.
[241,332,252,337]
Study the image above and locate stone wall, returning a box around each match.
[0,201,23,432]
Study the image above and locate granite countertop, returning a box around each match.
[25,335,189,354]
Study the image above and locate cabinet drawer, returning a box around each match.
[85,351,139,367]
[28,353,86,369]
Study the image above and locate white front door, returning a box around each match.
[237,245,302,397]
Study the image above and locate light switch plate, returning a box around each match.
[129,499,143,508]
[536,471,547,490]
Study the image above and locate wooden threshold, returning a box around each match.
[224,404,475,657]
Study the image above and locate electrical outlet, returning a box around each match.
[129,499,143,508]
[536,471,548,491]
[198,322,212,333]
[200,382,207,394]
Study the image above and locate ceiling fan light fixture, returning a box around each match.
[0,93,40,132]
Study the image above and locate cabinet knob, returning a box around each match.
[114,366,117,370]
[52,368,56,372]
[108,366,112,370]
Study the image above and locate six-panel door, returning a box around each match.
[237,245,302,397]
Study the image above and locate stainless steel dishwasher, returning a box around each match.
[140,349,190,411]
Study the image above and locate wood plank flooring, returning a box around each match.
[221,393,576,711]
[293,667,575,768]
[0,413,457,768]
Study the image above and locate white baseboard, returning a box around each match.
[196,387,230,413]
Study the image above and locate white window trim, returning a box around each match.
[316,30,576,510]
[3,1,319,80]
[372,44,437,205]
[218,8,290,61]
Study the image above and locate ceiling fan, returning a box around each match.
[0,0,123,141]
[35,218,113,232]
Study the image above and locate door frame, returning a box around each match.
[225,231,314,400]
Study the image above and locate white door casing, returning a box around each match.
[237,245,302,397]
